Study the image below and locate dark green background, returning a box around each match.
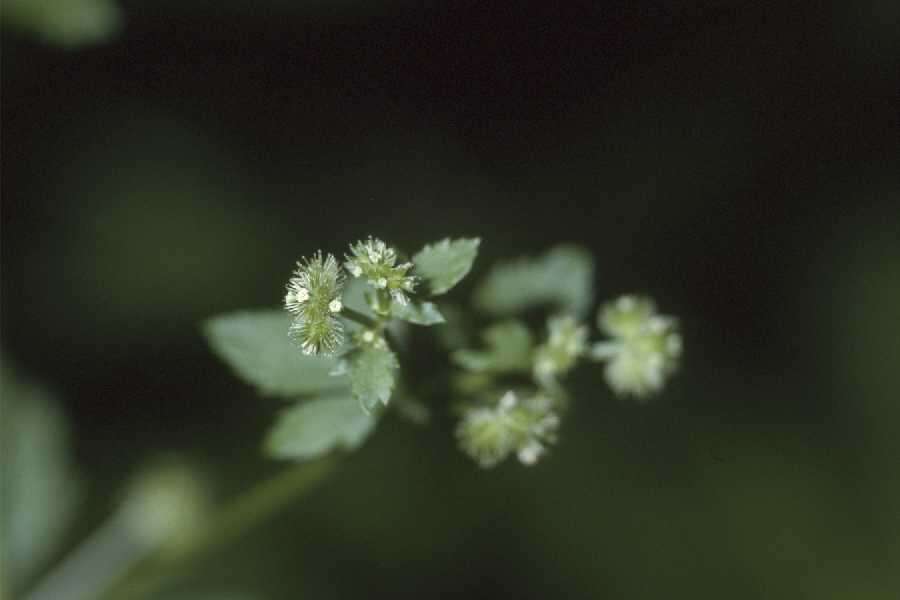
[3,1,899,598]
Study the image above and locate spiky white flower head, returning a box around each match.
[533,315,588,384]
[284,252,345,355]
[344,237,417,306]
[591,295,681,399]
[456,390,560,468]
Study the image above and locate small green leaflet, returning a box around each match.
[413,238,481,295]
[473,244,594,317]
[204,310,346,398]
[349,345,399,411]
[392,301,445,326]
[265,393,377,460]
[453,320,534,373]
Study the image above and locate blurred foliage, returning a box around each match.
[453,320,534,374]
[474,245,595,318]
[2,0,121,46]
[0,361,80,597]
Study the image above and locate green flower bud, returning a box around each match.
[533,315,588,384]
[592,295,682,399]
[344,237,417,306]
[285,252,345,355]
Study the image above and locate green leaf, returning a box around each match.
[473,244,594,317]
[453,320,534,373]
[349,346,399,411]
[1,364,80,591]
[413,238,481,295]
[204,310,346,398]
[265,393,377,460]
[392,301,445,326]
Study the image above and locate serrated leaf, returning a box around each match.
[265,393,377,460]
[1,364,80,591]
[473,244,594,317]
[204,310,346,398]
[392,301,445,325]
[453,320,534,373]
[349,346,399,411]
[413,238,480,295]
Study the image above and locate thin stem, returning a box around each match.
[341,307,378,329]
[102,457,337,600]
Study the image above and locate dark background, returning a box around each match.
[3,1,900,598]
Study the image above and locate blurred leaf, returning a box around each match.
[392,301,445,326]
[265,394,376,460]
[413,238,481,295]
[0,364,80,592]
[348,346,399,411]
[474,244,594,317]
[3,0,122,47]
[204,310,346,398]
[453,320,534,373]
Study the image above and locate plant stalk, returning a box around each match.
[101,457,337,600]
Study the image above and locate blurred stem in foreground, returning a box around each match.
[21,512,144,600]
[25,458,336,600]
[110,457,336,600]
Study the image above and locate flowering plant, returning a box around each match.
[206,238,682,468]
[5,238,683,600]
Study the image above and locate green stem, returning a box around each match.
[23,511,146,600]
[341,307,378,329]
[104,457,337,600]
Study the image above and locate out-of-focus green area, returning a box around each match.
[2,1,899,598]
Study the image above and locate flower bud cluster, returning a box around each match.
[591,295,681,398]
[456,391,560,468]
[344,237,417,306]
[533,315,588,384]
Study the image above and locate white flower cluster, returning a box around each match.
[456,391,559,468]
[591,295,681,399]
[344,237,417,307]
